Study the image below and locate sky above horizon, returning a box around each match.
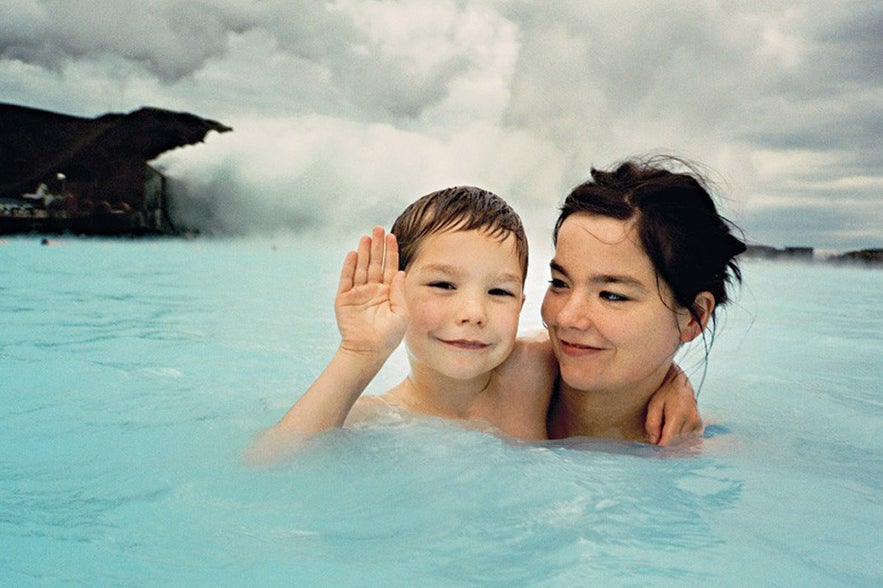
[2,0,881,250]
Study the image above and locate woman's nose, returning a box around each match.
[555,294,592,330]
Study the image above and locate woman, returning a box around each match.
[542,157,746,442]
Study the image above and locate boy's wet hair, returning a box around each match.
[391,186,528,281]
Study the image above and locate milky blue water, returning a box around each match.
[1,236,881,587]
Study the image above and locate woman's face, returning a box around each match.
[541,213,689,395]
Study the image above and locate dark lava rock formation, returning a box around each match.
[0,102,231,235]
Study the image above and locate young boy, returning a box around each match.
[246,187,699,464]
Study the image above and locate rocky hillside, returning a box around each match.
[0,102,231,198]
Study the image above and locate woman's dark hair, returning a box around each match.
[554,156,746,333]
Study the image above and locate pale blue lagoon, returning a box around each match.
[1,236,881,586]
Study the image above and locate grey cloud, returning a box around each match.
[1,1,231,81]
[743,201,879,250]
[1,0,881,249]
[334,51,472,120]
[0,1,489,121]
[813,6,883,83]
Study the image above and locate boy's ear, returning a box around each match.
[678,291,715,342]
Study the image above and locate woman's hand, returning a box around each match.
[645,364,704,445]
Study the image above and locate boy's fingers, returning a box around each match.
[383,233,400,284]
[354,235,371,284]
[337,251,358,294]
[389,271,408,318]
[367,226,385,283]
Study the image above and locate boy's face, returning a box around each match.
[403,228,525,382]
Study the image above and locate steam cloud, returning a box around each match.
[2,0,881,248]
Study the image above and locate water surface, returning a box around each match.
[1,237,881,586]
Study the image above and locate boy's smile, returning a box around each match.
[439,338,491,350]
[403,228,525,383]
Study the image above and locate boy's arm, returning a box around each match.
[245,227,407,465]
[644,364,703,445]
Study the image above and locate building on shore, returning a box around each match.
[0,164,173,235]
[0,102,231,236]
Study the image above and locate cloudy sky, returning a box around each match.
[2,0,881,250]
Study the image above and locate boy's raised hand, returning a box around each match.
[335,226,408,358]
[244,227,407,461]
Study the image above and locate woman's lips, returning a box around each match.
[558,338,604,356]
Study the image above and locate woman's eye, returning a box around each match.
[548,278,567,289]
[428,281,455,290]
[600,291,628,302]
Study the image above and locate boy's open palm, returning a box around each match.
[335,227,408,357]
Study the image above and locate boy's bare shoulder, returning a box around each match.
[509,330,556,368]
[343,394,406,426]
[494,330,557,402]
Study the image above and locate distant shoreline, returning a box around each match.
[744,244,882,267]
[2,233,880,267]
